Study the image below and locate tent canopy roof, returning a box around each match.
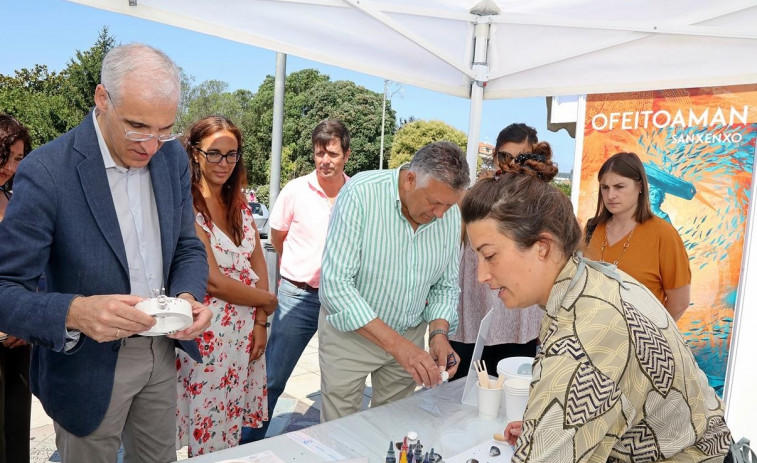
[65,0,757,99]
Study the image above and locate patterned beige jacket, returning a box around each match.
[514,256,731,463]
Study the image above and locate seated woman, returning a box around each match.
[176,116,277,456]
[583,152,690,320]
[461,168,732,461]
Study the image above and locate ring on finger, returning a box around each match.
[115,328,120,338]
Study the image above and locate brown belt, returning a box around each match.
[282,276,318,292]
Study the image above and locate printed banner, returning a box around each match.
[578,84,757,395]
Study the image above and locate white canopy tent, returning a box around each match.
[65,0,757,438]
[64,0,757,181]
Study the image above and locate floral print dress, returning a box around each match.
[176,209,267,456]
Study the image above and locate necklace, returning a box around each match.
[600,222,636,265]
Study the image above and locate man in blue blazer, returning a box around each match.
[0,44,211,462]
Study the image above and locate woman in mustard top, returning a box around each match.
[584,152,691,320]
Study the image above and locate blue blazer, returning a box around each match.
[0,112,208,437]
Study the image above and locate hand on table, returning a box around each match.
[66,294,153,342]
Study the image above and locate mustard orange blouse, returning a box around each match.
[584,216,691,303]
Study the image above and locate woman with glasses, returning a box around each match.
[462,164,732,463]
[176,116,277,456]
[0,113,32,463]
[450,123,549,380]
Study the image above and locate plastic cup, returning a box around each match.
[503,378,530,421]
[476,380,502,420]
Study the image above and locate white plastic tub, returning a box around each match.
[496,356,534,381]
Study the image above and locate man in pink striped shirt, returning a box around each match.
[242,119,350,441]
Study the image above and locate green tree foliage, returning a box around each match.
[388,120,467,168]
[62,28,116,116]
[0,66,76,146]
[1,30,396,192]
[0,27,116,147]
[178,80,250,129]
[245,69,395,186]
[179,69,395,188]
[552,181,572,197]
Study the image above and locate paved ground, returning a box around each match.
[29,333,373,462]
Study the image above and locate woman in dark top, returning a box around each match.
[0,113,32,463]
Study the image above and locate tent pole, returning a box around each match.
[466,85,484,183]
[379,79,388,169]
[465,20,490,184]
[269,52,286,209]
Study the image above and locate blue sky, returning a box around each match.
[0,0,576,172]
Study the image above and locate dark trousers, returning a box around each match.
[0,344,31,463]
[449,338,539,381]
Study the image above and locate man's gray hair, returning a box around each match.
[409,141,470,191]
[101,43,181,105]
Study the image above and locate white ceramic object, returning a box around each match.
[503,377,530,421]
[496,356,534,381]
[135,296,192,336]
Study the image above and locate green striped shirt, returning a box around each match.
[320,168,461,333]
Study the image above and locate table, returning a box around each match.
[185,379,512,462]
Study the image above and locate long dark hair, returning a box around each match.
[0,114,32,190]
[586,152,653,235]
[184,116,248,245]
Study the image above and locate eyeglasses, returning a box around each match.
[105,90,182,143]
[195,147,241,164]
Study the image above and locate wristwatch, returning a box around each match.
[255,321,271,328]
[428,328,448,341]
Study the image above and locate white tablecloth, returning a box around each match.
[184,379,514,462]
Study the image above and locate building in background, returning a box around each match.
[477,142,495,175]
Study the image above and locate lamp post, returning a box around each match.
[379,80,403,169]
[379,80,388,169]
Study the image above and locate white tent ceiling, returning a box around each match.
[64,0,757,99]
[64,0,757,181]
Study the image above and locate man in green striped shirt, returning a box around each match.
[318,141,470,421]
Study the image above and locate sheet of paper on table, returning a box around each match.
[445,439,515,463]
[461,308,496,406]
[287,431,368,461]
[214,449,368,463]
[215,450,285,463]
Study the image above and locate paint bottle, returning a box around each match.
[385,441,396,463]
[414,440,423,462]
